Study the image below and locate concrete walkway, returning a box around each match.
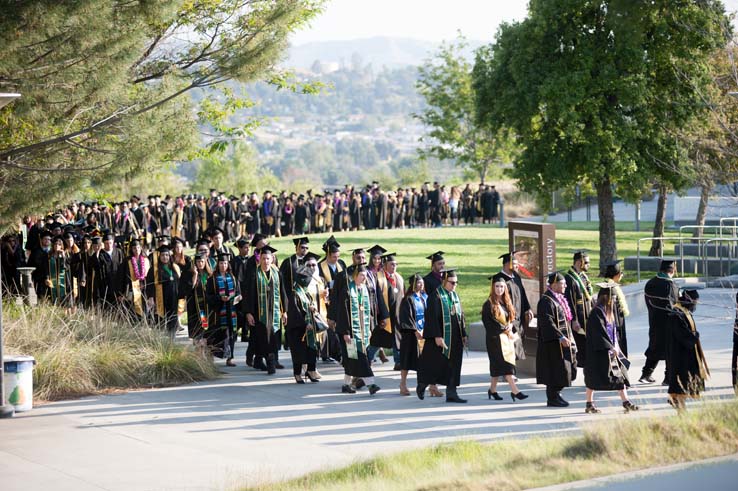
[1,289,736,491]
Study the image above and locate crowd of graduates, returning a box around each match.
[0,183,722,411]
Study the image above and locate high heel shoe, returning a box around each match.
[585,402,601,414]
[511,391,529,401]
[378,349,389,363]
[294,375,305,384]
[305,371,320,383]
[488,389,503,401]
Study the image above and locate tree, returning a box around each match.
[193,142,280,194]
[415,35,519,184]
[473,0,730,268]
[0,0,325,226]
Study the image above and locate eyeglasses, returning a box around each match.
[447,280,458,285]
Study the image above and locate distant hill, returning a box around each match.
[286,36,485,69]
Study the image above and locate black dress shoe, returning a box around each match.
[556,395,570,406]
[341,384,356,394]
[446,395,467,403]
[416,383,427,400]
[393,363,401,371]
[547,399,568,407]
[488,390,503,401]
[368,384,381,395]
[354,379,366,390]
[275,363,285,370]
[639,374,655,384]
[253,361,267,371]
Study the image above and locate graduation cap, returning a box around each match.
[595,281,619,289]
[681,288,701,304]
[147,195,155,200]
[498,250,519,265]
[90,236,102,245]
[381,252,397,263]
[186,194,194,200]
[367,244,387,257]
[294,266,314,282]
[322,235,340,252]
[102,231,115,241]
[353,262,369,273]
[603,259,623,278]
[193,253,207,261]
[50,235,64,244]
[548,271,566,284]
[259,244,277,254]
[441,268,458,279]
[572,249,590,261]
[210,188,217,193]
[292,236,309,246]
[426,251,445,263]
[250,233,266,247]
[49,222,63,231]
[216,252,233,261]
[155,235,170,242]
[304,251,321,262]
[196,238,211,248]
[351,247,366,255]
[209,227,224,236]
[157,244,171,253]
[128,238,142,247]
[171,237,185,246]
[234,238,249,248]
[659,258,677,272]
[489,272,508,283]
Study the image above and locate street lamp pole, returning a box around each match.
[0,92,21,419]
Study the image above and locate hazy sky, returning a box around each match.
[291,0,529,45]
[292,0,738,45]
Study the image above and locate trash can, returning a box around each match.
[3,355,35,412]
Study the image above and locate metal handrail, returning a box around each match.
[702,237,738,282]
[677,225,738,259]
[719,217,738,239]
[636,236,728,282]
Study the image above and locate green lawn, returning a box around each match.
[257,223,679,322]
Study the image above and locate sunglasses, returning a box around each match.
[447,280,458,285]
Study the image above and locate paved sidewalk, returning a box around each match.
[1,289,736,491]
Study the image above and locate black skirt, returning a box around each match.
[399,330,420,372]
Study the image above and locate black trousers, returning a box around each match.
[642,356,670,380]
[546,386,563,401]
[732,332,737,387]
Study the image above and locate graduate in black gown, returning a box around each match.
[95,232,126,309]
[207,252,242,364]
[145,245,181,335]
[422,250,445,296]
[40,236,73,307]
[494,251,534,360]
[667,289,710,410]
[536,271,577,407]
[287,266,321,384]
[602,260,629,357]
[417,269,468,403]
[245,244,287,374]
[640,259,679,384]
[335,262,380,395]
[733,293,738,391]
[564,251,593,367]
[318,236,347,363]
[482,275,528,401]
[179,253,212,351]
[584,283,639,414]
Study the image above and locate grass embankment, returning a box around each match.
[3,302,219,401]
[244,401,738,491]
[261,223,677,322]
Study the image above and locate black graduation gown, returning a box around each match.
[183,204,201,246]
[481,300,516,377]
[667,306,707,396]
[565,269,591,366]
[372,272,403,350]
[244,266,287,357]
[536,290,576,388]
[496,270,531,359]
[398,294,422,372]
[206,273,241,358]
[29,247,49,298]
[179,271,212,340]
[95,248,125,307]
[279,254,304,304]
[365,270,391,348]
[145,263,180,331]
[423,271,442,296]
[240,255,259,342]
[613,290,629,357]
[584,308,627,391]
[419,288,466,387]
[335,279,374,378]
[287,288,318,373]
[644,275,679,361]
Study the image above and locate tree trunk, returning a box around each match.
[649,184,668,256]
[692,182,711,239]
[596,177,617,275]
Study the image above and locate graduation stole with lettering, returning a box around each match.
[348,280,371,353]
[295,285,318,350]
[49,253,67,303]
[215,273,238,330]
[437,287,461,359]
[674,303,710,381]
[375,272,392,333]
[257,265,281,332]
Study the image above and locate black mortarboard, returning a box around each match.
[595,281,619,289]
[293,236,309,246]
[172,237,185,246]
[62,231,75,239]
[51,235,64,244]
[498,250,519,264]
[128,238,141,247]
[603,259,623,278]
[194,253,206,261]
[196,238,211,247]
[367,244,387,256]
[382,252,397,262]
[322,235,340,251]
[489,272,508,283]
[573,249,590,261]
[426,251,445,263]
[102,231,115,241]
[250,233,266,247]
[351,247,366,254]
[304,251,321,262]
[209,227,224,236]
[90,236,102,245]
[659,259,676,272]
[217,252,232,261]
[40,229,53,239]
[155,235,170,243]
[235,238,249,248]
[441,268,458,279]
[548,271,565,284]
[157,245,171,253]
[681,289,701,303]
[259,244,277,254]
[294,266,313,281]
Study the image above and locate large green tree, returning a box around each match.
[0,0,324,227]
[416,36,518,184]
[473,0,730,267]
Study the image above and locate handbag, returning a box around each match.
[312,311,329,332]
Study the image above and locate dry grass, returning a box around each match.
[241,401,738,491]
[3,303,220,401]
